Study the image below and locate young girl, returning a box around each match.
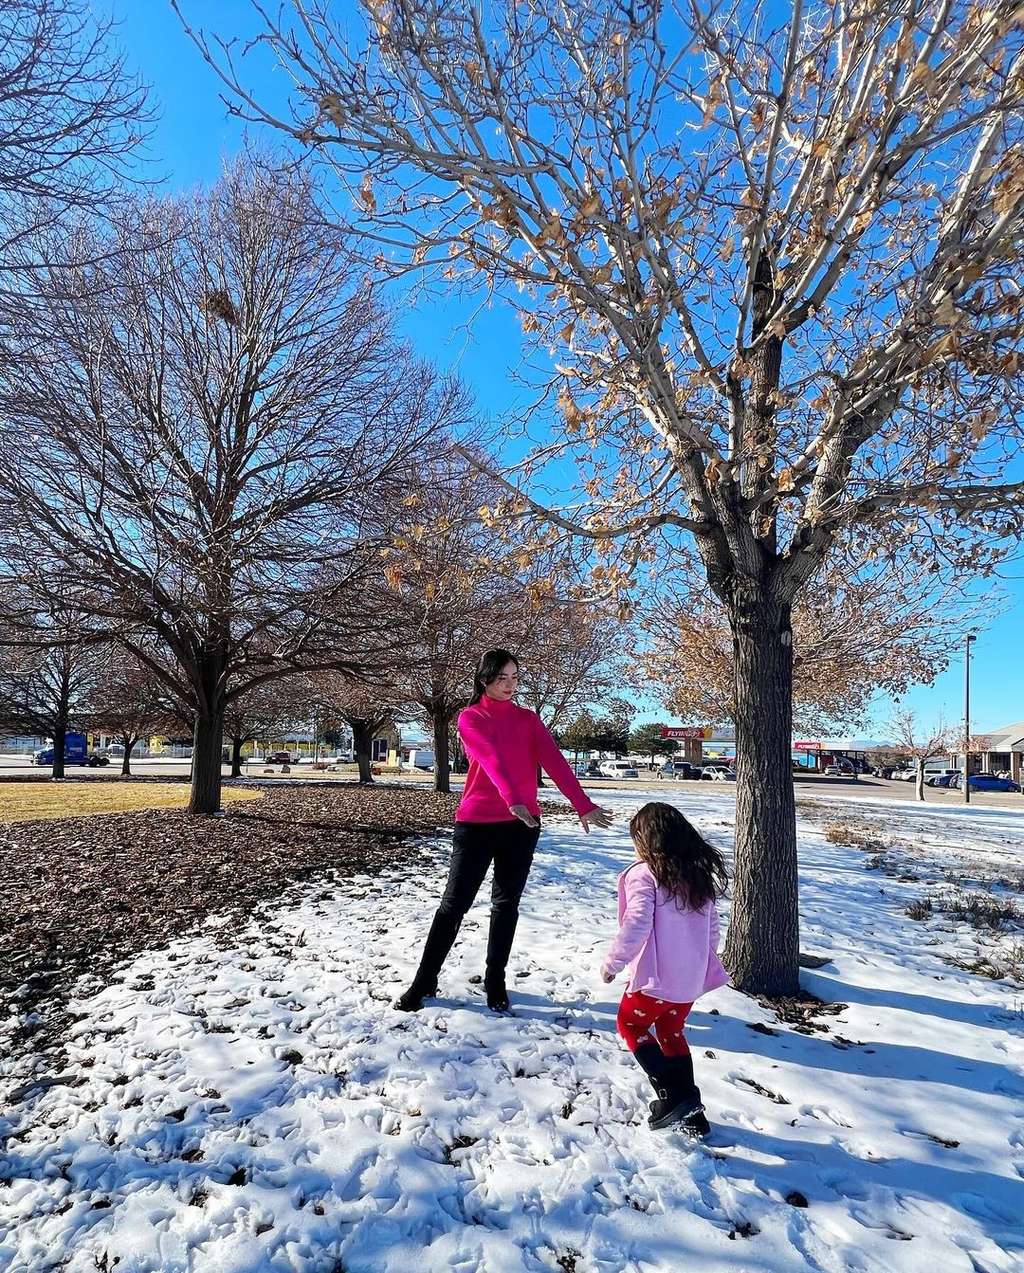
[601,802,729,1135]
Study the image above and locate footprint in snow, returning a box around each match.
[800,1103,854,1128]
[955,1192,1022,1228]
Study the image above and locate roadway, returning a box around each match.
[3,754,1022,812]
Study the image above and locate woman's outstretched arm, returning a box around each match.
[532,714,606,820]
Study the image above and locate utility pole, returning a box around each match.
[963,633,975,805]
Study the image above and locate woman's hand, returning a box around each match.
[600,966,615,984]
[509,804,540,828]
[580,807,613,834]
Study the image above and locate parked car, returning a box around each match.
[268,750,300,764]
[599,760,640,779]
[950,772,1021,793]
[658,760,701,781]
[824,760,855,776]
[406,748,435,770]
[701,764,736,781]
[34,732,110,767]
[925,769,960,787]
[889,765,917,781]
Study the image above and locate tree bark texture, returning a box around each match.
[189,706,225,814]
[52,717,67,781]
[433,708,451,795]
[352,721,374,785]
[722,583,800,996]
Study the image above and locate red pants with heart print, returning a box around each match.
[616,989,693,1057]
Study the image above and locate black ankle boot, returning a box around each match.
[393,978,438,1013]
[484,975,510,1013]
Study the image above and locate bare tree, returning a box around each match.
[223,678,312,777]
[0,595,106,778]
[94,652,178,776]
[889,708,952,801]
[517,599,627,733]
[0,0,149,281]
[191,0,1024,991]
[307,675,401,785]
[384,456,548,794]
[0,162,465,813]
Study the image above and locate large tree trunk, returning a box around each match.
[915,757,925,802]
[722,585,800,996]
[120,734,135,776]
[230,734,244,778]
[189,704,226,814]
[432,708,451,794]
[52,716,67,780]
[352,720,374,784]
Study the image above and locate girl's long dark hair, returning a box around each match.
[469,647,519,704]
[629,802,727,910]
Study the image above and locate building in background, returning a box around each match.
[950,721,1024,783]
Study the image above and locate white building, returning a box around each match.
[950,721,1024,783]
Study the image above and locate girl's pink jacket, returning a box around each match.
[602,860,730,1003]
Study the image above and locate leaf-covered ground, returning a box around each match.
[0,783,463,1060]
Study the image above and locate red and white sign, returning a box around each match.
[794,740,822,751]
[660,726,712,740]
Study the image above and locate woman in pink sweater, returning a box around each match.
[395,648,612,1013]
[602,802,729,1135]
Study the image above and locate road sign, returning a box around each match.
[660,726,712,740]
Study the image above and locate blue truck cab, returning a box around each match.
[34,732,108,767]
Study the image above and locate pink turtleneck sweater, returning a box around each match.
[456,696,599,823]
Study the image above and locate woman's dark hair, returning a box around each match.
[470,648,520,704]
[629,802,727,910]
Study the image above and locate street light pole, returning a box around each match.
[964,633,975,806]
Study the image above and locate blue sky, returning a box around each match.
[106,2,1023,737]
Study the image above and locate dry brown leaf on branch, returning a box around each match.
[970,409,998,441]
[319,93,345,126]
[909,61,937,93]
[358,172,376,213]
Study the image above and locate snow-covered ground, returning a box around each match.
[2,790,1023,1272]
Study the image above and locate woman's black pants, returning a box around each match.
[412,819,541,989]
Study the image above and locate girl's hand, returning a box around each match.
[580,807,613,834]
[601,967,615,984]
[509,804,540,828]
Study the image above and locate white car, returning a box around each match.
[701,764,736,781]
[599,760,640,779]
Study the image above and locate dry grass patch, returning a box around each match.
[0,781,261,823]
[823,820,887,851]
